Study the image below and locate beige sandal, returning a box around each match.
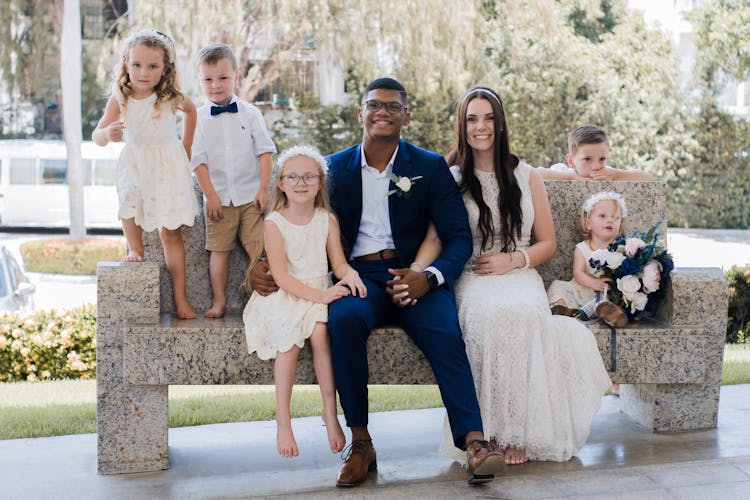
[595,301,628,327]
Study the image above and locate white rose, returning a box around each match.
[642,260,662,293]
[589,248,610,264]
[624,237,646,257]
[617,275,642,300]
[605,251,625,269]
[629,291,648,313]
[395,177,412,192]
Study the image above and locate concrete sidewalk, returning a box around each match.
[1,385,749,499]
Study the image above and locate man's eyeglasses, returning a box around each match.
[281,173,321,185]
[363,100,407,114]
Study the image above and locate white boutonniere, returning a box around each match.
[387,172,423,198]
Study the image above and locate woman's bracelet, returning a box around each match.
[518,248,531,269]
[410,262,425,272]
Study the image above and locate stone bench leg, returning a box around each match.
[619,382,720,431]
[97,262,164,474]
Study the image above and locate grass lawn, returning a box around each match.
[2,344,748,440]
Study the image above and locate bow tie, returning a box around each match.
[210,101,238,116]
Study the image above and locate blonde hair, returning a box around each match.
[243,145,331,291]
[271,145,331,212]
[114,29,185,115]
[580,192,627,239]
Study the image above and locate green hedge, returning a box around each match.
[20,237,125,275]
[727,265,750,344]
[0,305,96,382]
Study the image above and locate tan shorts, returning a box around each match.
[205,202,263,252]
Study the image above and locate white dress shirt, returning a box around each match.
[191,95,277,206]
[352,146,445,285]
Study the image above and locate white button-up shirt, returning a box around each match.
[191,95,277,206]
[351,145,444,284]
[350,146,398,259]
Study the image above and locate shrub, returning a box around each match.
[0,305,96,382]
[20,237,125,275]
[726,265,750,344]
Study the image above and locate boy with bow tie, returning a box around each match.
[192,43,277,318]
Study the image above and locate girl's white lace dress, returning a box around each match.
[440,162,611,462]
[117,93,198,231]
[547,241,598,308]
[243,209,330,360]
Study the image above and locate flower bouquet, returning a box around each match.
[588,221,675,320]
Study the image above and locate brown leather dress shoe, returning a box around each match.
[466,439,505,484]
[336,439,377,487]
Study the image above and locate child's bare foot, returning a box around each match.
[612,383,620,397]
[505,446,529,465]
[175,304,197,319]
[322,412,346,453]
[122,251,144,263]
[277,424,299,458]
[204,303,226,318]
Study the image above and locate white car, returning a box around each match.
[0,245,35,312]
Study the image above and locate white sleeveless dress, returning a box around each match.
[117,93,198,231]
[243,209,330,360]
[440,162,611,462]
[547,241,599,308]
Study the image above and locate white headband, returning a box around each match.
[128,29,175,63]
[582,191,628,217]
[275,144,328,178]
[463,88,503,108]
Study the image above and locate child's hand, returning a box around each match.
[106,121,125,142]
[590,166,614,181]
[205,194,223,221]
[338,270,367,298]
[254,190,269,214]
[320,283,351,304]
[594,277,612,292]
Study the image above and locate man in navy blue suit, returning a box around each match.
[251,77,503,486]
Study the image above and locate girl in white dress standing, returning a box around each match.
[92,29,199,319]
[243,145,366,458]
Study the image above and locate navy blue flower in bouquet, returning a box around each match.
[588,221,674,319]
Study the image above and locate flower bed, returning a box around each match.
[0,305,96,382]
[21,237,125,275]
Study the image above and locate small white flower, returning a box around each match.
[395,177,413,192]
[629,291,648,313]
[605,251,625,269]
[617,275,642,300]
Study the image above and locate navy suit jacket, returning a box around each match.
[326,140,472,287]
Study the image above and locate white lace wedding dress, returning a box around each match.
[440,162,611,462]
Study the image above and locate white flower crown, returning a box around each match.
[582,191,628,217]
[274,144,328,178]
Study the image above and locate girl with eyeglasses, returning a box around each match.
[243,145,366,458]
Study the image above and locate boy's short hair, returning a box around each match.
[363,77,407,103]
[568,125,609,155]
[196,43,238,71]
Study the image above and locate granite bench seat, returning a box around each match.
[96,180,728,474]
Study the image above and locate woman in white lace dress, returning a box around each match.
[412,87,611,464]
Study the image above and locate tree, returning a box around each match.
[59,0,86,239]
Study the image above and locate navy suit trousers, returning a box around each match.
[328,258,483,448]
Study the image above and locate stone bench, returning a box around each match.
[96,180,727,474]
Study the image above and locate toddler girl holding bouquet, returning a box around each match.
[547,191,629,327]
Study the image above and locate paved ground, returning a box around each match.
[1,385,749,499]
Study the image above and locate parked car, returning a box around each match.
[0,245,35,312]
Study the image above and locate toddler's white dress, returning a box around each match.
[244,209,330,360]
[546,241,598,308]
[117,93,198,231]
